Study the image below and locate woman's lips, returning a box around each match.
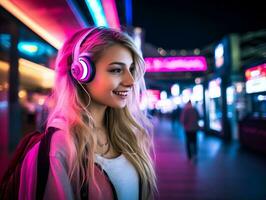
[113,91,129,97]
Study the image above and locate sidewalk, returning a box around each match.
[153,116,266,200]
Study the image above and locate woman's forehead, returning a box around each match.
[96,44,133,66]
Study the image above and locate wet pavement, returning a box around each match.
[153,116,266,200]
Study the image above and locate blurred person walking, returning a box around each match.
[180,100,200,160]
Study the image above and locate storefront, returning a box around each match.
[204,34,243,140]
[239,63,266,154]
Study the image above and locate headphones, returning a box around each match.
[70,28,97,83]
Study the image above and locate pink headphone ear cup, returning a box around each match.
[71,56,95,83]
[71,61,82,81]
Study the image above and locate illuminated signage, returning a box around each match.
[208,78,221,98]
[245,64,266,80]
[245,64,266,94]
[144,56,207,72]
[215,43,224,68]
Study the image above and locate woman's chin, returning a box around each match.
[109,102,127,109]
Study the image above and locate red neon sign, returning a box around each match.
[144,56,207,72]
[245,63,266,81]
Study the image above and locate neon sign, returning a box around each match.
[144,56,207,72]
[245,64,266,81]
[245,63,266,94]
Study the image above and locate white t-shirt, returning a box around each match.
[95,154,139,200]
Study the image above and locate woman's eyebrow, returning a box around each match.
[108,61,133,67]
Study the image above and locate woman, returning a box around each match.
[19,27,157,200]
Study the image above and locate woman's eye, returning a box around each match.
[110,68,122,73]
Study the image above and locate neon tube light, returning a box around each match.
[125,0,132,26]
[18,43,38,55]
[85,0,108,27]
[102,0,120,29]
[0,59,55,89]
[66,0,90,27]
[0,0,61,49]
[144,56,207,72]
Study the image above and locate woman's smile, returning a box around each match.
[112,90,130,98]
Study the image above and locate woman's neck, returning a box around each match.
[88,101,107,129]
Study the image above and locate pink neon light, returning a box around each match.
[146,89,161,101]
[144,56,207,72]
[102,0,120,30]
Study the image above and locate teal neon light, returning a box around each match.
[85,0,108,27]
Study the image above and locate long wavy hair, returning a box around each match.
[46,27,156,199]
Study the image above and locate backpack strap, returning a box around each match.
[35,127,91,199]
[80,180,88,200]
[36,127,59,199]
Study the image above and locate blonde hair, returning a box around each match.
[46,27,157,199]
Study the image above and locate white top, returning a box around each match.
[95,154,139,200]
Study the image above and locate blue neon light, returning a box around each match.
[66,0,90,27]
[85,0,108,27]
[17,42,55,56]
[18,42,39,56]
[0,34,11,48]
[19,43,38,53]
[125,0,132,26]
[0,34,56,57]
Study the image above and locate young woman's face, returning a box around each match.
[86,44,135,108]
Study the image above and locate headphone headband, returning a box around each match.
[73,27,97,62]
[71,27,97,83]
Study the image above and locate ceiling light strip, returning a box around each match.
[84,0,108,27]
[66,0,90,27]
[102,0,120,29]
[125,0,132,26]
[0,0,61,49]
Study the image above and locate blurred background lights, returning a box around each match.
[258,95,266,101]
[158,48,167,56]
[226,86,234,105]
[193,48,200,55]
[18,90,27,99]
[195,77,202,84]
[215,43,224,68]
[0,34,11,48]
[182,88,192,103]
[160,91,167,100]
[18,42,38,54]
[172,96,182,105]
[171,84,180,96]
[170,49,176,56]
[133,27,142,51]
[193,84,203,101]
[235,82,244,93]
[180,49,187,56]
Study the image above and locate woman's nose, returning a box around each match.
[122,69,134,87]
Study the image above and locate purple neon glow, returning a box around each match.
[144,56,207,72]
